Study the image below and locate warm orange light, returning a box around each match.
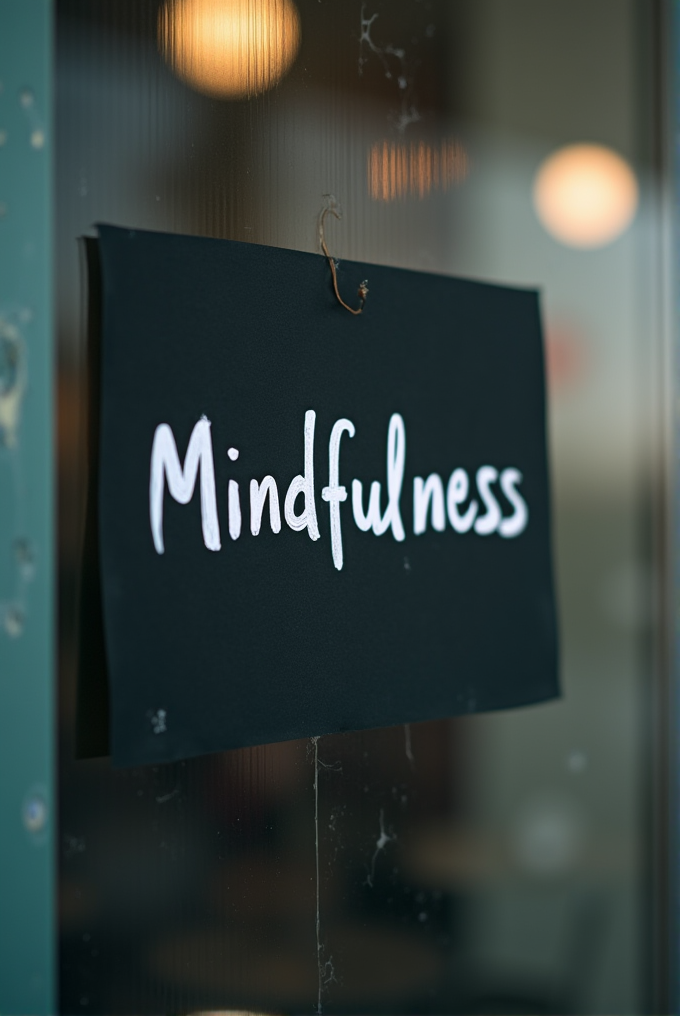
[368,139,468,202]
[158,0,301,99]
[533,144,638,248]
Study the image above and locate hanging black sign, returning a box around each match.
[93,224,558,767]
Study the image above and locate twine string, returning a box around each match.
[319,205,368,316]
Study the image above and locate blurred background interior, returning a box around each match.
[56,1,671,1012]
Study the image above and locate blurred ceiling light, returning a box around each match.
[368,139,468,202]
[158,0,301,99]
[533,143,638,248]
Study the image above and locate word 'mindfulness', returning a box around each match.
[150,411,529,571]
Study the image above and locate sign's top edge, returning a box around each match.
[92,221,542,298]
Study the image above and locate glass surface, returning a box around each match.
[56,2,669,1012]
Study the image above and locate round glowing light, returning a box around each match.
[158,0,301,100]
[533,144,638,248]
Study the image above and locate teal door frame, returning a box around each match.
[0,2,55,1014]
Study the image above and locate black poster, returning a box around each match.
[94,224,558,768]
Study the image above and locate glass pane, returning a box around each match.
[57,2,668,1012]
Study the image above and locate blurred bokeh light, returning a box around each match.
[533,143,638,248]
[368,139,468,202]
[158,0,301,99]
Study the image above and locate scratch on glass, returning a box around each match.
[358,4,422,132]
[365,807,396,888]
[310,735,341,1012]
[404,722,415,768]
